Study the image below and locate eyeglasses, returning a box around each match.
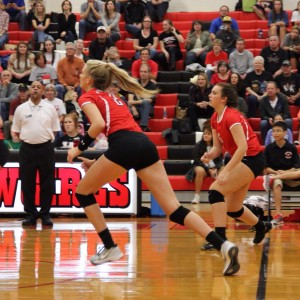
[66,48,75,50]
[143,20,151,23]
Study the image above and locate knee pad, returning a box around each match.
[75,193,97,208]
[169,206,190,226]
[227,207,244,219]
[208,190,225,205]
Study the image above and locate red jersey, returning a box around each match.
[205,50,228,66]
[79,88,142,136]
[211,107,261,157]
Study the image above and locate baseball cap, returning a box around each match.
[282,60,291,66]
[97,26,107,32]
[222,16,232,22]
[19,83,28,92]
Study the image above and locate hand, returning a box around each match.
[201,152,212,164]
[67,147,82,163]
[78,156,96,172]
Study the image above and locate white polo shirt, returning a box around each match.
[12,99,61,144]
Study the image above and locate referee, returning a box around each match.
[12,81,60,227]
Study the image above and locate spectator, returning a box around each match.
[100,0,121,43]
[260,35,288,77]
[79,0,103,40]
[264,113,293,145]
[268,0,289,43]
[43,83,66,123]
[245,56,273,117]
[2,83,29,141]
[56,42,85,100]
[74,39,89,62]
[131,47,158,80]
[12,81,60,227]
[124,0,146,36]
[145,0,170,23]
[259,81,292,141]
[264,121,300,224]
[291,1,300,30]
[209,5,239,40]
[127,63,157,132]
[281,26,300,71]
[274,60,300,106]
[106,81,126,103]
[252,0,273,21]
[31,0,54,50]
[53,113,83,149]
[157,19,184,71]
[133,15,158,60]
[185,20,211,67]
[211,60,231,85]
[3,0,26,30]
[7,42,35,84]
[88,26,114,60]
[229,38,254,80]
[0,70,19,121]
[204,39,228,81]
[102,46,123,68]
[215,16,239,55]
[188,73,213,132]
[0,116,9,166]
[43,39,60,70]
[57,0,78,44]
[0,1,9,49]
[189,125,223,204]
[228,72,248,116]
[64,90,84,124]
[29,52,57,85]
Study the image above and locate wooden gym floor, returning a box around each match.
[0,204,300,300]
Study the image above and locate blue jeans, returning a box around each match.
[131,100,152,127]
[9,11,27,30]
[56,85,81,102]
[146,2,169,22]
[246,94,259,118]
[125,24,140,36]
[185,50,207,66]
[0,33,8,49]
[79,20,103,40]
[33,30,54,43]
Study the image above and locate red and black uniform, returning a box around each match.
[79,89,159,170]
[211,106,265,177]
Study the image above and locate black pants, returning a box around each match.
[19,141,55,217]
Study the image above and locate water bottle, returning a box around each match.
[258,29,263,39]
[163,107,168,119]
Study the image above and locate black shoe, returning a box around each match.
[141,126,151,132]
[253,221,272,244]
[201,241,216,251]
[22,216,37,227]
[41,215,53,227]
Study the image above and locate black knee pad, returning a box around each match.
[169,206,190,226]
[227,207,244,218]
[75,193,97,208]
[208,190,225,205]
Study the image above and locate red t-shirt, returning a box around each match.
[211,107,261,157]
[205,50,228,66]
[79,89,141,136]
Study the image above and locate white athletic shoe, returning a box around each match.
[191,194,200,204]
[90,245,124,265]
[221,241,240,276]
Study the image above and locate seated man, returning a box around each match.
[3,0,26,30]
[264,121,300,224]
[259,81,292,141]
[131,48,158,80]
[127,63,156,132]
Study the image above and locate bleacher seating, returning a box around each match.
[2,10,298,197]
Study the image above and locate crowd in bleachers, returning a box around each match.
[0,0,300,154]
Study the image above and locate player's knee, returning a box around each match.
[169,206,190,226]
[208,190,225,205]
[75,193,97,208]
[227,207,244,218]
